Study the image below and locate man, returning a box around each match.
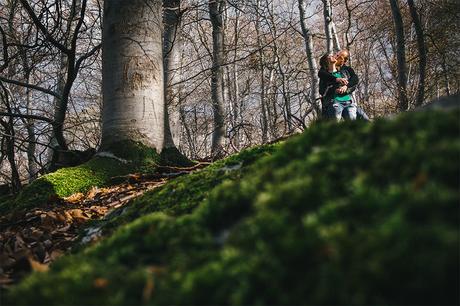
[318,49,370,121]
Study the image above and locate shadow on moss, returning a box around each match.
[9,140,192,212]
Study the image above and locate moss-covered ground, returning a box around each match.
[5,110,460,305]
[2,141,169,213]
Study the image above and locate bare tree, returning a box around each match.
[209,0,226,159]
[0,82,21,193]
[298,0,320,116]
[163,0,190,163]
[389,0,409,111]
[407,0,426,107]
[322,0,340,53]
[101,0,166,152]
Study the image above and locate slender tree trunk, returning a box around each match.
[298,0,321,117]
[101,0,165,151]
[209,0,226,159]
[232,9,241,149]
[18,35,38,181]
[389,0,409,111]
[2,119,21,193]
[47,0,82,169]
[50,52,69,151]
[0,84,21,193]
[322,0,334,54]
[267,67,278,139]
[255,0,268,143]
[331,21,341,52]
[407,0,426,107]
[163,0,181,149]
[25,85,38,182]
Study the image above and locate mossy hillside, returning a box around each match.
[8,110,460,305]
[11,141,164,211]
[99,143,279,233]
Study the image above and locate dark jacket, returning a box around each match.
[318,65,359,114]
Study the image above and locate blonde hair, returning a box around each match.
[339,50,350,62]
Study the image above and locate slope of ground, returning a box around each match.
[5,110,460,305]
[0,141,187,213]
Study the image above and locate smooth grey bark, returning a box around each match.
[209,0,226,159]
[331,19,341,52]
[229,8,241,149]
[389,0,409,111]
[267,67,278,139]
[163,0,182,149]
[101,0,165,151]
[298,0,321,117]
[407,0,427,107]
[322,0,334,54]
[255,0,268,143]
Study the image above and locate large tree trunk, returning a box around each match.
[407,0,427,107]
[389,0,409,111]
[298,0,321,117]
[101,0,165,151]
[209,0,226,159]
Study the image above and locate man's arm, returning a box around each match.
[345,66,359,94]
[318,68,348,85]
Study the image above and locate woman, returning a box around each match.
[318,53,357,121]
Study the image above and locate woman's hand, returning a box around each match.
[336,78,348,85]
[336,86,347,94]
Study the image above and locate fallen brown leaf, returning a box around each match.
[64,193,85,203]
[28,257,49,272]
[93,277,108,288]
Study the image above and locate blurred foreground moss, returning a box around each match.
[6,110,460,305]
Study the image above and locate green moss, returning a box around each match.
[100,143,279,233]
[160,147,195,167]
[10,141,163,211]
[13,157,130,210]
[101,141,161,165]
[7,110,460,305]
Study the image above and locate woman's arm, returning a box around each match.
[318,68,348,85]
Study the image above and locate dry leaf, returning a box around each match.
[67,209,89,223]
[28,257,49,272]
[64,193,85,203]
[93,277,108,288]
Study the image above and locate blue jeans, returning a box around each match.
[327,100,357,121]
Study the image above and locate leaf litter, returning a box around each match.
[0,165,211,290]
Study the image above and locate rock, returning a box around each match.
[417,94,459,111]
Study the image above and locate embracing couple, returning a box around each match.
[318,50,369,121]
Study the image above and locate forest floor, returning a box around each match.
[0,164,209,290]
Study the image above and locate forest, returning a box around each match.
[0,0,459,305]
